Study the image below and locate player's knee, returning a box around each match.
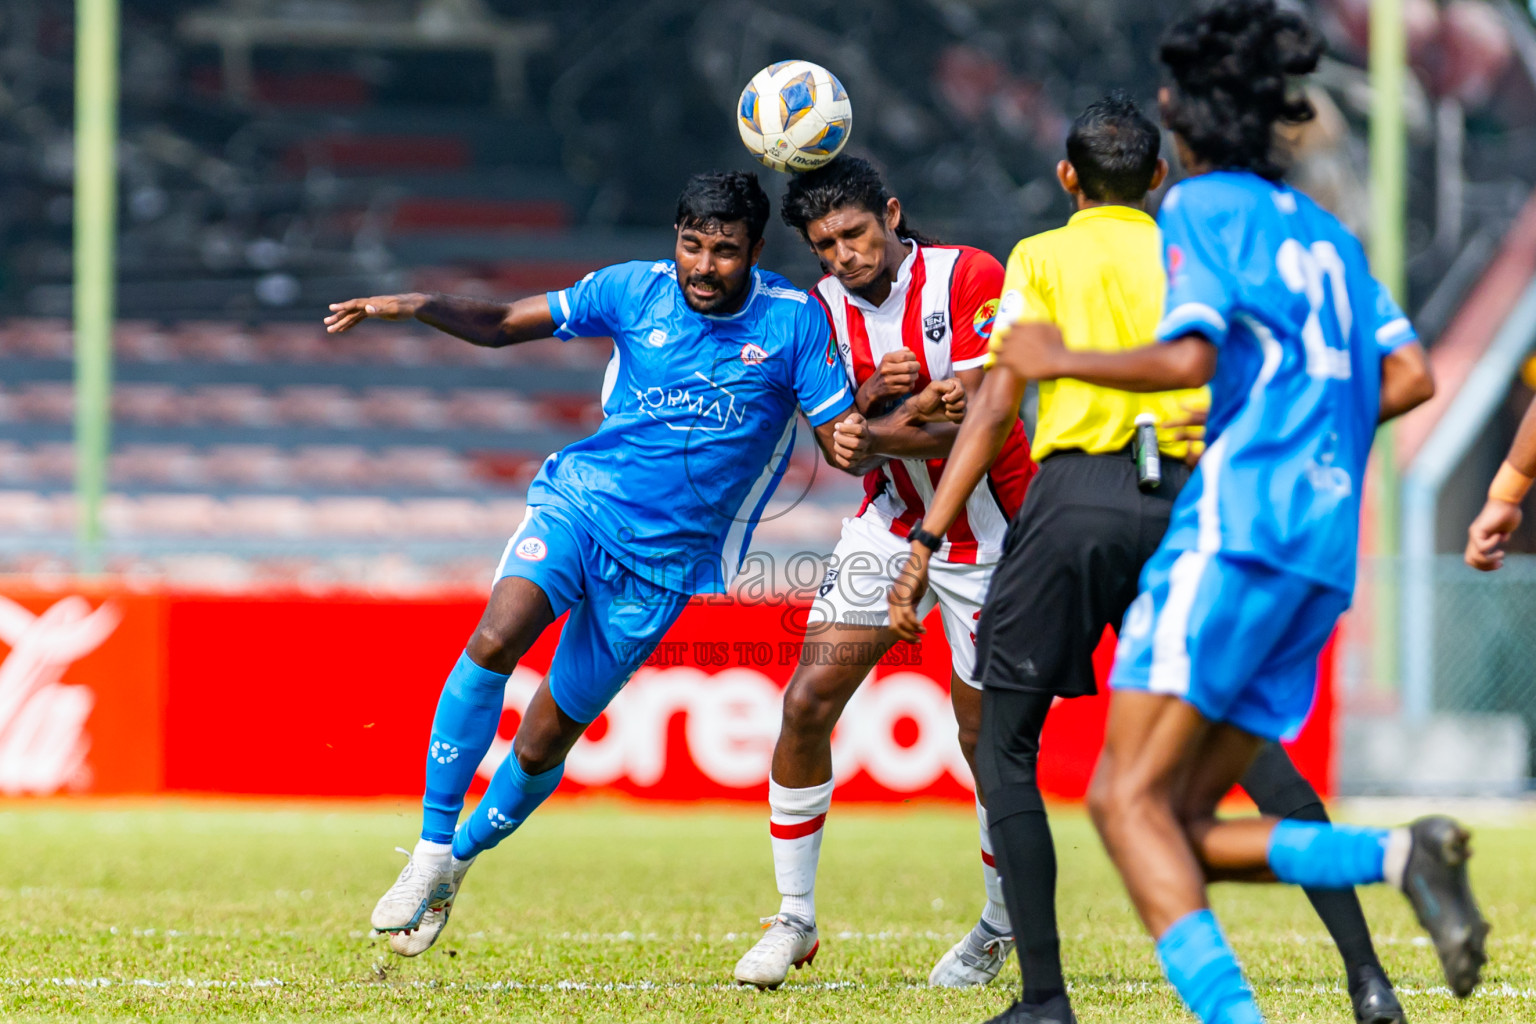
[511,730,564,775]
[955,721,980,768]
[1086,767,1115,830]
[780,680,839,739]
[467,623,521,673]
[1089,764,1155,831]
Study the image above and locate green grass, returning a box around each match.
[1,799,1532,1022]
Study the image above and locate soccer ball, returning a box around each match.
[737,60,852,173]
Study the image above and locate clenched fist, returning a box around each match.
[832,411,872,469]
[909,377,967,423]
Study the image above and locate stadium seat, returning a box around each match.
[203,444,291,487]
[289,445,375,487]
[112,445,204,487]
[359,387,445,429]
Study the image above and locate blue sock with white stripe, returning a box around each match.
[451,754,563,859]
[1157,909,1264,1024]
[421,651,509,843]
[1267,821,1389,888]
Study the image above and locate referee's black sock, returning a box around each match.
[1241,744,1385,988]
[988,789,1066,1006]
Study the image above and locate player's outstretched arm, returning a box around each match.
[1379,342,1435,423]
[324,293,557,348]
[887,365,1027,642]
[1466,389,1536,571]
[996,321,1217,393]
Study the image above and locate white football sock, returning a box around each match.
[976,797,1011,933]
[414,838,452,870]
[769,777,835,924]
[1383,827,1412,889]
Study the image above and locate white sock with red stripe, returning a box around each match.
[769,776,834,924]
[977,797,1011,934]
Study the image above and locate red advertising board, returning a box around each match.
[0,584,1335,802]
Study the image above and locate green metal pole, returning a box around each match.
[1370,0,1406,688]
[73,0,119,576]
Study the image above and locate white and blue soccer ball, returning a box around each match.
[737,60,852,173]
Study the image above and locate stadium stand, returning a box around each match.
[2,0,1535,584]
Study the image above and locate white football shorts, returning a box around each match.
[805,511,994,687]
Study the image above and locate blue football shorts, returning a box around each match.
[1108,546,1350,741]
[493,503,691,723]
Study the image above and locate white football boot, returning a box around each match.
[733,913,819,989]
[370,841,453,933]
[929,919,1015,987]
[390,854,476,957]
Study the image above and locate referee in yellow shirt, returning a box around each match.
[889,95,1402,1024]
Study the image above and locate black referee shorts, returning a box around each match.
[972,449,1191,698]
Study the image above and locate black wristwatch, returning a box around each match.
[909,520,943,552]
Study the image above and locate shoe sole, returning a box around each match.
[390,905,451,957]
[373,880,454,934]
[736,941,819,991]
[372,898,429,934]
[1411,821,1489,998]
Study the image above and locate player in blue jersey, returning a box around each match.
[995,3,1486,1021]
[323,171,957,956]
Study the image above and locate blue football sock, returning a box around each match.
[1157,909,1264,1024]
[1267,820,1389,889]
[420,651,510,843]
[451,753,563,859]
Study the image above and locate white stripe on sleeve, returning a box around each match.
[806,386,850,419]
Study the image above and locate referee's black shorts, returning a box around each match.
[972,448,1191,699]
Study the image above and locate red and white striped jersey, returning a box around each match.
[812,243,1035,565]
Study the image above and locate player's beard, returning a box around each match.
[682,272,749,315]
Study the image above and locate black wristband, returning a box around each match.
[908,520,943,552]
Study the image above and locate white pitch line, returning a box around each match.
[4,978,1534,999]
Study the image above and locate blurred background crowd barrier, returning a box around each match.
[2,0,1536,795]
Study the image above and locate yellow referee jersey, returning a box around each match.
[989,204,1207,461]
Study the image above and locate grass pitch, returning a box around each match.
[2,799,1532,1022]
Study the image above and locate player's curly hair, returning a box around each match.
[676,170,771,244]
[779,156,940,245]
[1158,0,1323,181]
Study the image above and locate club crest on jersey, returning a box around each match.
[972,298,999,340]
[923,311,946,343]
[818,568,839,598]
[739,342,768,365]
[515,536,548,561]
[825,335,837,366]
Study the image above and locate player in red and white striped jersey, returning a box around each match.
[732,157,1036,991]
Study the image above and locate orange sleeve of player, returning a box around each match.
[949,249,1005,371]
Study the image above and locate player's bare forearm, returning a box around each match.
[867,414,958,459]
[855,374,898,416]
[1505,394,1536,477]
[915,366,1026,537]
[325,291,555,347]
[1378,343,1435,424]
[1054,338,1216,392]
[416,293,556,348]
[997,321,1216,392]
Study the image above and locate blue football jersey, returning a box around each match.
[1153,171,1417,593]
[530,260,851,594]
